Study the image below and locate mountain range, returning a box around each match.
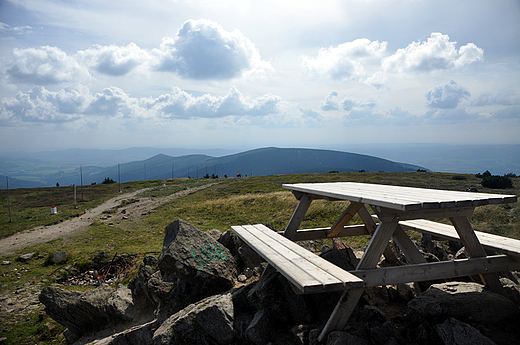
[0,147,424,189]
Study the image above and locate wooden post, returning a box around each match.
[74,184,77,208]
[283,193,313,239]
[6,176,12,223]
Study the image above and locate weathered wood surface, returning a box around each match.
[351,254,520,287]
[399,219,520,258]
[283,182,517,211]
[231,224,363,294]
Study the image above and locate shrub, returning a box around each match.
[452,175,467,180]
[101,177,116,184]
[481,175,513,189]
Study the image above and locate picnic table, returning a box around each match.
[231,182,519,342]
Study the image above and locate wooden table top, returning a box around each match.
[282,182,518,211]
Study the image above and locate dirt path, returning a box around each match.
[0,184,214,257]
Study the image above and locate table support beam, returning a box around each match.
[284,193,313,239]
[358,206,398,264]
[328,202,363,237]
[318,219,399,342]
[450,216,506,296]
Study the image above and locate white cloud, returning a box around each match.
[153,19,272,80]
[1,84,284,123]
[76,43,150,76]
[470,91,520,107]
[5,46,90,85]
[147,86,283,119]
[321,91,377,111]
[301,38,387,81]
[0,85,90,122]
[382,33,484,73]
[425,80,471,109]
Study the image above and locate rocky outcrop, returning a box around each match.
[38,220,520,345]
[39,283,138,343]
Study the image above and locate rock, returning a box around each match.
[326,331,368,345]
[207,229,223,241]
[158,219,237,296]
[18,253,35,262]
[88,319,159,345]
[499,277,520,307]
[247,272,313,325]
[106,284,138,321]
[245,309,272,345]
[94,251,109,263]
[396,282,418,301]
[39,283,141,343]
[238,274,247,282]
[153,292,235,345]
[237,244,265,271]
[2,261,11,265]
[320,247,359,271]
[54,251,67,263]
[407,282,519,323]
[435,317,495,345]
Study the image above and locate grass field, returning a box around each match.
[0,171,518,344]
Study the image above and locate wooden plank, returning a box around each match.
[284,193,313,240]
[232,225,327,293]
[232,225,363,293]
[328,202,364,237]
[249,224,363,286]
[399,219,520,258]
[372,205,475,222]
[351,255,520,287]
[358,205,398,264]
[289,225,369,241]
[450,216,505,296]
[318,288,364,343]
[283,182,517,212]
[392,225,428,264]
[357,219,399,269]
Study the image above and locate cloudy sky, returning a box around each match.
[1,0,519,153]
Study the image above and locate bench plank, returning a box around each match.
[399,219,520,258]
[231,224,363,294]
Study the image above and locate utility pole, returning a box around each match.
[118,163,121,192]
[74,184,77,208]
[6,176,12,223]
[80,165,84,201]
[172,162,174,180]
[144,163,146,187]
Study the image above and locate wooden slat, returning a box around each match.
[282,182,517,212]
[352,255,520,287]
[328,202,364,237]
[399,219,520,258]
[288,225,369,241]
[284,193,313,239]
[231,224,363,294]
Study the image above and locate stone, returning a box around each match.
[435,317,495,345]
[245,309,272,345]
[18,253,35,262]
[87,319,159,345]
[207,229,223,241]
[158,219,237,296]
[407,282,519,323]
[396,282,417,301]
[2,261,11,265]
[237,244,265,271]
[106,284,138,321]
[326,331,368,345]
[152,292,235,345]
[54,251,67,263]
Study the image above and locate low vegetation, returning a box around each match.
[0,171,518,344]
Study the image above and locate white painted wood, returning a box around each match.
[231,224,363,294]
[283,182,517,211]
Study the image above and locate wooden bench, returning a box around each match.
[231,224,364,294]
[396,219,520,259]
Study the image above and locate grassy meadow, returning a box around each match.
[0,171,518,344]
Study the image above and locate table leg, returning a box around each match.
[450,216,506,296]
[358,206,398,264]
[284,193,313,239]
[328,202,363,237]
[393,225,428,264]
[318,219,399,342]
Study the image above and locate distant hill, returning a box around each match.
[0,147,425,188]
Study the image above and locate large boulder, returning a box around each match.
[39,284,137,342]
[435,317,495,345]
[158,220,237,297]
[407,282,519,323]
[152,292,235,345]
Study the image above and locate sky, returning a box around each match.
[0,0,519,153]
